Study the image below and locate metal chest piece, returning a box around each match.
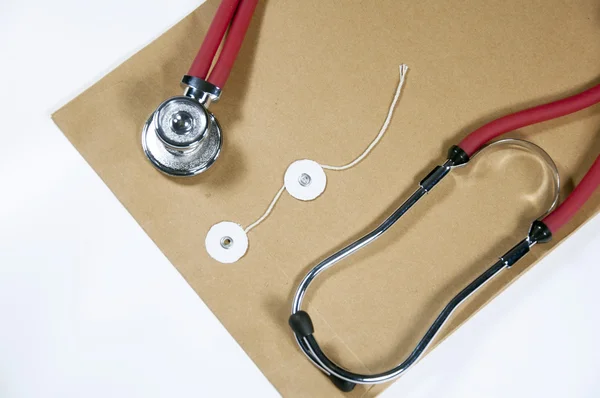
[142,77,222,177]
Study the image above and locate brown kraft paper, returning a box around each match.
[53,0,600,396]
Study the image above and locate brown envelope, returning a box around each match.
[52,0,600,396]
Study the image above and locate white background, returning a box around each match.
[0,0,599,397]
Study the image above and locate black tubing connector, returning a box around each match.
[447,145,470,166]
[181,74,209,89]
[329,374,356,392]
[528,220,552,244]
[289,311,314,337]
[501,239,531,268]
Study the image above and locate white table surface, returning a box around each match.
[1,1,599,397]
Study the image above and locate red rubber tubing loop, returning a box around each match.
[459,83,600,156]
[543,155,600,234]
[188,0,241,80]
[207,0,259,88]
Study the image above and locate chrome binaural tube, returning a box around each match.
[288,141,558,389]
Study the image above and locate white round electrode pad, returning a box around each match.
[284,159,327,201]
[205,221,249,264]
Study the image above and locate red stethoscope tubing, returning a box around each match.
[187,0,258,89]
[459,84,600,156]
[188,0,240,81]
[543,155,600,233]
[190,1,599,234]
[458,83,600,234]
[209,0,258,88]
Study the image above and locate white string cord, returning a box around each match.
[320,64,409,171]
[244,185,286,233]
[243,64,409,233]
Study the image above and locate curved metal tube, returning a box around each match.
[469,138,560,220]
[297,258,509,384]
[290,139,559,386]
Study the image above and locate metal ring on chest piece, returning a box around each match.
[142,96,222,177]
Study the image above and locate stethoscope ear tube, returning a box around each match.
[290,82,600,391]
[288,160,555,388]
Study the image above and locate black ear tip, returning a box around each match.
[288,311,314,337]
[329,374,356,392]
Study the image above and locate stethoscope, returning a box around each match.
[289,83,600,392]
[142,0,257,176]
[139,0,600,391]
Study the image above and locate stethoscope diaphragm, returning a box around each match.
[142,96,222,177]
